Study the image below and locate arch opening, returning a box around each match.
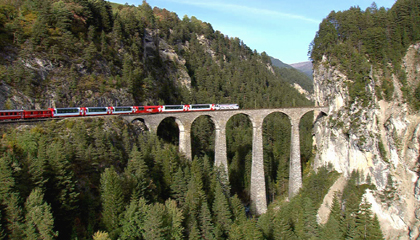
[131,118,149,132]
[157,117,180,146]
[191,115,215,163]
[226,113,253,204]
[262,112,291,203]
[299,111,315,176]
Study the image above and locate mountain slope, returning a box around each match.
[0,0,311,110]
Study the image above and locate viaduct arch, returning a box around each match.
[123,106,328,215]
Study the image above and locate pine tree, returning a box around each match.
[322,193,344,240]
[212,181,232,238]
[23,188,58,240]
[188,219,200,240]
[30,135,48,188]
[4,193,25,240]
[125,146,148,199]
[184,161,205,232]
[273,217,296,240]
[230,194,246,223]
[170,167,187,205]
[143,202,167,240]
[355,198,372,239]
[243,218,264,240]
[354,198,384,240]
[119,197,147,240]
[368,215,384,240]
[0,154,15,201]
[199,200,215,240]
[165,199,184,240]
[100,167,124,237]
[45,141,79,236]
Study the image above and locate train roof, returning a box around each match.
[0,109,24,112]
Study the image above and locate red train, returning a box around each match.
[0,104,239,121]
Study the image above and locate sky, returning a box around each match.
[110,0,396,64]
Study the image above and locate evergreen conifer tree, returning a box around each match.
[4,193,25,239]
[125,145,148,199]
[273,217,296,240]
[199,200,215,240]
[322,193,344,240]
[23,188,58,240]
[243,218,264,240]
[119,197,147,240]
[212,181,232,238]
[188,220,201,240]
[100,167,124,237]
[143,202,167,240]
[0,155,15,201]
[165,199,184,240]
[170,167,187,205]
[230,194,246,223]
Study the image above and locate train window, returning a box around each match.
[165,106,183,110]
[57,108,79,114]
[88,108,107,112]
[191,105,210,109]
[138,107,145,111]
[114,107,132,112]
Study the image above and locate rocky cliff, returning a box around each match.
[313,44,420,239]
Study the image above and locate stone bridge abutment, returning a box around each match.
[123,106,328,215]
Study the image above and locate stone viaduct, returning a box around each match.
[123,106,328,215]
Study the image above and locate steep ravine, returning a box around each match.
[313,45,420,239]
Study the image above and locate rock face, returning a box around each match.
[313,45,420,239]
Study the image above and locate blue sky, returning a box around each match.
[111,0,396,64]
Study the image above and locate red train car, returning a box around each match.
[0,110,24,120]
[138,106,161,114]
[23,109,53,119]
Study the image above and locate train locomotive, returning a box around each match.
[0,103,239,121]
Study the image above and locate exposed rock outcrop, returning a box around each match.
[313,45,420,239]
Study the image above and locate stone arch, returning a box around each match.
[157,116,182,146]
[190,115,217,161]
[225,113,254,204]
[262,111,292,203]
[190,114,220,130]
[130,117,151,132]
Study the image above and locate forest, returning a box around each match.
[0,0,412,239]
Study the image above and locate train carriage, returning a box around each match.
[113,106,134,114]
[24,109,53,119]
[0,110,24,120]
[136,106,161,114]
[51,107,83,117]
[85,107,112,116]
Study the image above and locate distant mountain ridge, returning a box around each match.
[269,57,313,93]
[290,61,313,79]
